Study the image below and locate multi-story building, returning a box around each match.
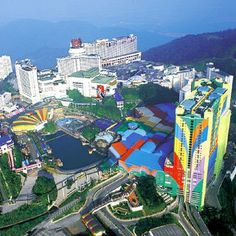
[67,67,117,98]
[69,35,141,67]
[179,81,192,102]
[0,55,13,80]
[79,55,101,71]
[0,92,12,108]
[57,56,80,77]
[163,66,196,92]
[173,77,231,209]
[38,70,67,100]
[57,55,101,76]
[15,59,41,104]
[206,62,233,95]
[0,135,14,155]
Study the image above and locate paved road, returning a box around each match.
[97,209,133,236]
[178,198,199,236]
[31,173,126,234]
[89,174,133,236]
[191,207,212,236]
[50,198,80,220]
[178,211,199,236]
[81,173,129,215]
[53,168,99,206]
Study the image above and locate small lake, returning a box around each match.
[44,131,104,171]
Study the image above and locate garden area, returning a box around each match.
[109,202,144,219]
[66,83,178,122]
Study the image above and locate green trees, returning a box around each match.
[121,87,139,102]
[33,175,57,204]
[136,176,166,213]
[66,178,74,189]
[67,89,93,103]
[121,83,178,105]
[81,125,100,141]
[80,103,121,121]
[0,204,47,229]
[201,177,236,236]
[13,147,23,168]
[134,214,178,236]
[0,171,57,235]
[138,83,178,104]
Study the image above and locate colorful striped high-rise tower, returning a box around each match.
[174,77,231,210]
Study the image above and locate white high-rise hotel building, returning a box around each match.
[82,34,141,66]
[57,34,141,76]
[0,55,13,80]
[57,54,101,76]
[68,34,141,67]
[15,59,41,104]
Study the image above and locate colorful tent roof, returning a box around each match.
[109,103,176,176]
[12,108,49,132]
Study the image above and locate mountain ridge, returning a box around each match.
[142,28,236,77]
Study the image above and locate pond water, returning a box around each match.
[45,131,104,171]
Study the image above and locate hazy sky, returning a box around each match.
[0,0,236,31]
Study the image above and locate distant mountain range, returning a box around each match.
[143,29,236,77]
[0,19,175,69]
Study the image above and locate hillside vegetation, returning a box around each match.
[143,29,236,78]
